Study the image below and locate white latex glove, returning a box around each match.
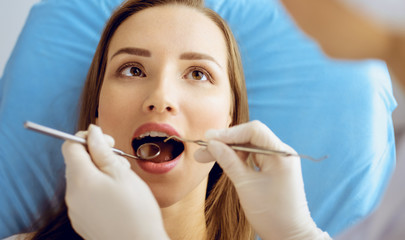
[62,124,169,240]
[194,121,331,240]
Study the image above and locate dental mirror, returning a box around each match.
[24,121,161,160]
[136,143,161,160]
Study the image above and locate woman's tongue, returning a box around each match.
[147,142,173,163]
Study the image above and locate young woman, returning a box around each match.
[8,0,330,239]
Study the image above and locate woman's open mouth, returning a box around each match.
[131,123,185,174]
[131,134,185,163]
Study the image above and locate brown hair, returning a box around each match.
[32,0,252,239]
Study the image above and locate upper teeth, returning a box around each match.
[138,131,169,138]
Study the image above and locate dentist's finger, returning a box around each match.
[206,121,293,154]
[194,147,215,163]
[62,131,99,180]
[103,134,115,148]
[87,125,130,176]
[206,140,249,180]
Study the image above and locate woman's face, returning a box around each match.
[97,5,232,207]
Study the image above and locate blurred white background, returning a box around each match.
[0,0,39,77]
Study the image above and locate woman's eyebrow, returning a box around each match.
[180,52,222,69]
[110,47,151,60]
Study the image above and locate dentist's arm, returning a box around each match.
[280,0,405,84]
[195,121,331,240]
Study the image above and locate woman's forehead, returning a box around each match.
[108,5,228,67]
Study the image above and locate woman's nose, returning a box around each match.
[142,78,179,115]
[145,104,174,112]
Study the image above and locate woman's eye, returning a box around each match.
[186,69,209,81]
[120,66,146,77]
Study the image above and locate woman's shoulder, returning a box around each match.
[3,233,34,240]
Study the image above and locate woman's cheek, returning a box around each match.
[192,96,231,130]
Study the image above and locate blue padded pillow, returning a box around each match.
[0,0,396,238]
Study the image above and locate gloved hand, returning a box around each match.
[194,121,331,240]
[62,124,169,240]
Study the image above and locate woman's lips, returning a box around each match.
[136,154,182,174]
[132,122,182,174]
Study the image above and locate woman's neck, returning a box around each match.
[160,178,208,240]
